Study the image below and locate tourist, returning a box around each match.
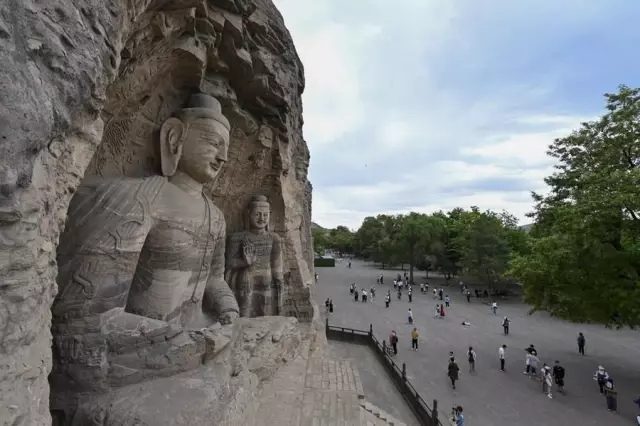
[393,279,397,289]
[433,289,437,299]
[453,406,464,426]
[420,283,424,293]
[329,298,334,314]
[577,332,586,355]
[315,272,318,282]
[502,317,510,335]
[552,360,565,394]
[445,294,451,308]
[379,273,383,284]
[468,346,476,373]
[350,283,354,294]
[530,353,541,380]
[408,308,414,325]
[594,366,609,394]
[411,327,419,351]
[543,366,553,399]
[440,304,445,318]
[389,330,398,355]
[425,283,429,293]
[499,344,506,371]
[354,288,359,302]
[524,351,531,375]
[604,378,618,412]
[448,358,460,389]
[325,298,330,315]
[439,288,444,300]
[408,287,413,303]
[348,261,351,268]
[361,288,367,303]
[434,304,441,318]
[491,302,498,315]
[397,288,402,300]
[371,285,376,300]
[385,293,390,308]
[466,290,471,303]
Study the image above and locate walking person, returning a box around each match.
[385,293,390,308]
[448,358,460,390]
[434,304,441,318]
[354,288,359,302]
[577,332,586,355]
[389,331,398,355]
[329,298,334,315]
[467,346,476,373]
[543,366,553,399]
[439,304,445,318]
[408,287,413,303]
[499,344,506,371]
[453,406,464,426]
[528,352,540,380]
[552,360,565,394]
[491,301,498,315]
[408,308,414,325]
[439,288,444,301]
[502,317,510,335]
[594,366,609,394]
[466,290,471,303]
[325,298,330,315]
[445,294,451,308]
[433,289,437,299]
[604,378,618,412]
[411,328,419,351]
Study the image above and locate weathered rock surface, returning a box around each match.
[67,316,308,426]
[0,0,313,425]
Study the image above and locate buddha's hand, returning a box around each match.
[220,310,239,325]
[241,239,257,266]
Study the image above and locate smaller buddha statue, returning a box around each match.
[225,195,284,317]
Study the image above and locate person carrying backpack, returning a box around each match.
[467,346,476,373]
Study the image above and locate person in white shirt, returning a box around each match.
[499,344,507,371]
[491,302,498,315]
[361,289,367,303]
[408,308,414,324]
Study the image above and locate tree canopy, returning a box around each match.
[508,85,640,327]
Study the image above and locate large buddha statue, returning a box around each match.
[225,195,284,317]
[51,94,240,398]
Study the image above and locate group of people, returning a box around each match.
[349,282,376,302]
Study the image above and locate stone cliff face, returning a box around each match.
[0,1,312,425]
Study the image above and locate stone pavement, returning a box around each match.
[252,334,408,426]
[316,259,640,426]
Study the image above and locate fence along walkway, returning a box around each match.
[326,320,446,426]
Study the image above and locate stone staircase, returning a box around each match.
[360,400,408,426]
[252,336,412,426]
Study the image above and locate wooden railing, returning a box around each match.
[326,319,445,426]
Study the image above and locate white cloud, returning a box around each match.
[272,0,630,230]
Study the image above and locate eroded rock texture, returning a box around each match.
[0,1,313,425]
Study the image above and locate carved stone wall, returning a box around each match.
[0,1,312,425]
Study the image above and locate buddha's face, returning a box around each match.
[178,118,229,184]
[249,203,270,231]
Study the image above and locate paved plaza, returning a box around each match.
[316,259,640,426]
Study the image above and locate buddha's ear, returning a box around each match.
[160,117,186,177]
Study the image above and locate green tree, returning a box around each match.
[508,85,640,327]
[328,225,355,256]
[460,211,511,289]
[311,228,328,256]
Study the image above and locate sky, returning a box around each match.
[273,0,640,230]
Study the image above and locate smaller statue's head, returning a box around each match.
[246,195,270,232]
[160,93,230,184]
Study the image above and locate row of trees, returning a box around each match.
[313,86,640,327]
[313,208,528,289]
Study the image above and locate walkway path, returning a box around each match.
[316,259,640,426]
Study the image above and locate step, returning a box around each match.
[359,401,406,426]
